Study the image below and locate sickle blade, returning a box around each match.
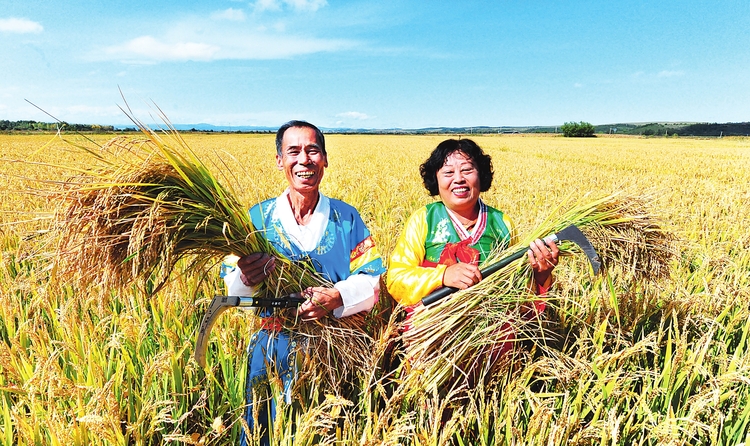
[555,225,602,275]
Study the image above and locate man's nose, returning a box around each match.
[298,150,310,163]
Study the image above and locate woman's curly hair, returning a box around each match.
[419,139,494,196]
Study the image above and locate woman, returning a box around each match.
[387,138,558,337]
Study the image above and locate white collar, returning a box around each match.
[445,198,488,245]
[274,188,330,252]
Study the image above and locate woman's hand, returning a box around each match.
[442,263,483,290]
[298,287,343,321]
[237,252,276,287]
[528,238,559,289]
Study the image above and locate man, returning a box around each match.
[221,120,385,445]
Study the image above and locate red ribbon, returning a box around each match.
[421,238,480,268]
[260,316,284,332]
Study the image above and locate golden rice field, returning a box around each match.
[1,132,750,445]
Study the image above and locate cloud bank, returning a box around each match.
[106,36,221,62]
[98,5,356,63]
[0,17,43,34]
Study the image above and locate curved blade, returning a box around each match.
[195,295,240,368]
[194,294,306,368]
[554,225,602,275]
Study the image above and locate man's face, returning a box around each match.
[276,126,328,195]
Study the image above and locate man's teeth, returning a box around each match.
[297,171,314,179]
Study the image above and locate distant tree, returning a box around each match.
[561,121,596,137]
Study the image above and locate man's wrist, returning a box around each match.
[240,272,251,286]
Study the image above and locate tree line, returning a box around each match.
[0,120,115,132]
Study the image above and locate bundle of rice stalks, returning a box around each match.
[44,109,376,391]
[52,128,326,296]
[398,192,678,395]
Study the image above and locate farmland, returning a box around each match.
[1,132,749,445]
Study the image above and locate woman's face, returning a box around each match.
[436,151,481,215]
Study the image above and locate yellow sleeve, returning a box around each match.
[503,213,516,245]
[386,207,447,306]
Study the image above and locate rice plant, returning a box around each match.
[1,132,749,445]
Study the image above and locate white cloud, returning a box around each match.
[632,70,684,79]
[285,0,328,12]
[336,111,371,120]
[573,83,583,88]
[105,36,221,62]
[101,31,355,63]
[657,70,684,78]
[227,34,354,58]
[253,0,327,12]
[254,0,282,12]
[96,4,358,64]
[0,17,43,34]
[211,8,246,21]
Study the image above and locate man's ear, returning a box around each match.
[276,154,283,170]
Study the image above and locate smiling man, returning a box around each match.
[221,120,385,446]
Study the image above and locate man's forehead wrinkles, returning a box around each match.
[284,143,321,150]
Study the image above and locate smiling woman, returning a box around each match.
[388,138,559,308]
[386,138,560,395]
[430,142,489,225]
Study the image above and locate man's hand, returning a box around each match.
[297,287,343,321]
[237,253,276,287]
[442,263,483,290]
[528,238,559,288]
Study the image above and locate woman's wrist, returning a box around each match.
[534,273,554,295]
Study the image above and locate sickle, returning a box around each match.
[421,224,601,307]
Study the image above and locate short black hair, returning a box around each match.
[275,120,326,156]
[419,139,494,196]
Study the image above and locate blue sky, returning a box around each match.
[1,0,748,129]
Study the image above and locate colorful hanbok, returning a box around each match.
[388,199,550,382]
[222,189,384,446]
[387,199,513,308]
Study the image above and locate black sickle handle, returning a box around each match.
[421,248,528,307]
